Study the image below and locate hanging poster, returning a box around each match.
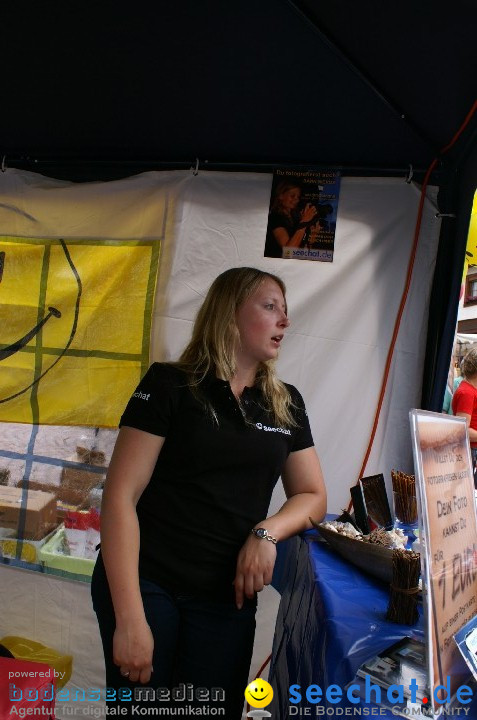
[410,410,477,715]
[264,168,341,262]
[0,236,160,428]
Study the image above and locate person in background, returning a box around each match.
[454,366,464,392]
[91,266,327,719]
[264,180,318,258]
[452,347,477,487]
[442,384,453,414]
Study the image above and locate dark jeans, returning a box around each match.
[91,553,256,719]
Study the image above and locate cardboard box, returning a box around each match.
[60,467,104,505]
[0,486,57,540]
[18,468,104,509]
[56,499,83,522]
[58,445,106,505]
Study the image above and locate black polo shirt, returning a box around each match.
[119,363,314,598]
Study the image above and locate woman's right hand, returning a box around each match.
[300,202,317,223]
[113,617,154,684]
[100,427,165,686]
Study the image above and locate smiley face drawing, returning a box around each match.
[244,678,274,708]
[1,234,157,427]
[0,238,81,406]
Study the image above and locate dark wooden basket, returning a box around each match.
[312,522,395,583]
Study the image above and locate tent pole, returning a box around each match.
[1,156,431,184]
[421,123,477,410]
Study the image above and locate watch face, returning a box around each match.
[255,528,267,538]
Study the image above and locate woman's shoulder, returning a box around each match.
[281,381,306,406]
[456,379,476,395]
[282,380,301,393]
[269,208,293,229]
[452,380,477,409]
[145,362,189,388]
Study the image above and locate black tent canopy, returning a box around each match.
[2,1,476,174]
[2,0,477,403]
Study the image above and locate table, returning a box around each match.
[269,531,476,719]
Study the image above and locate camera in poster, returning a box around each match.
[264,168,341,262]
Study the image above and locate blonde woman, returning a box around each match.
[452,347,477,487]
[91,267,326,718]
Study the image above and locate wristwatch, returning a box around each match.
[251,527,278,544]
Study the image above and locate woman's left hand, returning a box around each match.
[233,534,277,609]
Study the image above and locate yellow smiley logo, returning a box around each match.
[0,238,81,405]
[244,678,274,708]
[0,234,159,427]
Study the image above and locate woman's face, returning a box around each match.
[278,187,301,212]
[235,278,289,367]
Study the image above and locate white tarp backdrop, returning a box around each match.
[0,168,441,510]
[155,171,440,513]
[0,168,441,513]
[0,168,440,713]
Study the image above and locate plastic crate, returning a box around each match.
[1,526,58,563]
[38,525,96,577]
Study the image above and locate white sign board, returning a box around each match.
[410,410,477,715]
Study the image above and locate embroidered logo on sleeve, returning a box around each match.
[132,391,150,401]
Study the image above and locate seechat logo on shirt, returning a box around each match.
[133,391,150,401]
[255,422,291,436]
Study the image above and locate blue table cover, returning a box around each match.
[269,530,476,719]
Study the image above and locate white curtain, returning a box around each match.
[0,168,441,710]
[0,168,441,512]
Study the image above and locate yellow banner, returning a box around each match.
[464,191,477,276]
[0,237,160,427]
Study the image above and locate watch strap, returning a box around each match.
[251,527,277,544]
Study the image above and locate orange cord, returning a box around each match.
[352,99,477,503]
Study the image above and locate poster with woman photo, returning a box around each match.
[264,168,341,262]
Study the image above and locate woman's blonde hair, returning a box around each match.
[461,348,477,379]
[176,267,296,427]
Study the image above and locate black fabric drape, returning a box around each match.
[421,124,477,411]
